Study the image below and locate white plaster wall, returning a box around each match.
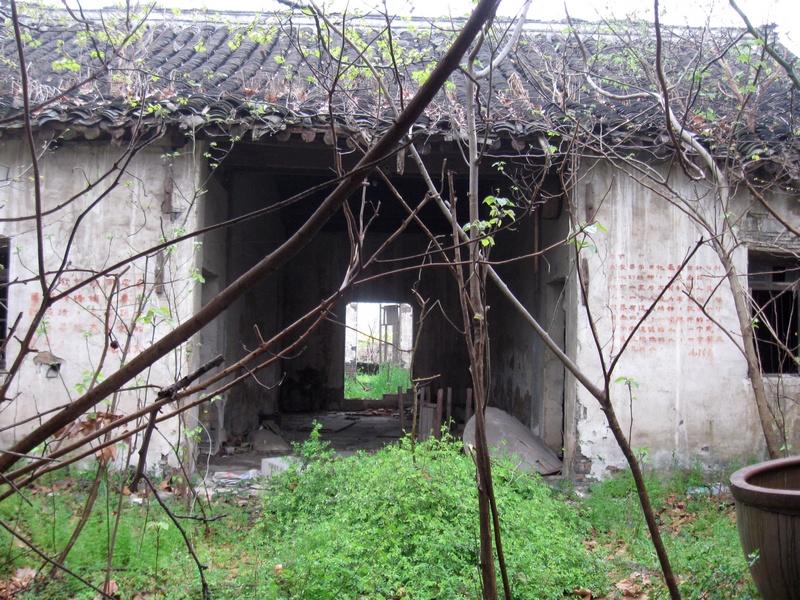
[0,138,206,474]
[570,160,797,478]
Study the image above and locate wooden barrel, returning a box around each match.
[730,456,800,600]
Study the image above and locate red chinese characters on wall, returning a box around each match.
[26,274,148,352]
[608,255,726,356]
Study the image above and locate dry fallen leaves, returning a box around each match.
[93,578,119,600]
[614,571,652,599]
[0,567,36,599]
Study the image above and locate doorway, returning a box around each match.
[344,302,413,399]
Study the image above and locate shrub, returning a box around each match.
[256,428,609,599]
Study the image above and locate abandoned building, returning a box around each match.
[0,7,798,480]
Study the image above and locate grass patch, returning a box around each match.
[583,466,758,599]
[0,437,758,599]
[0,472,255,599]
[344,362,411,398]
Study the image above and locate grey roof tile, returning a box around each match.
[0,10,798,185]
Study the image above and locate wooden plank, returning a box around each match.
[419,403,436,442]
[398,386,405,431]
[435,389,444,440]
[446,387,453,428]
[415,387,425,438]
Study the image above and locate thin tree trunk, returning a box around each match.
[717,246,782,458]
[473,406,498,600]
[599,391,682,599]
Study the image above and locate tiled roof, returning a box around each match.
[1,9,798,183]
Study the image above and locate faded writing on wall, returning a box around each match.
[608,256,725,357]
[27,275,148,354]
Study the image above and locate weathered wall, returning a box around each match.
[487,211,538,424]
[221,171,285,435]
[486,193,571,455]
[739,189,800,452]
[194,166,229,451]
[0,138,206,472]
[534,206,572,453]
[280,231,348,411]
[569,159,800,478]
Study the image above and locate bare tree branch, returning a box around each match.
[730,0,800,90]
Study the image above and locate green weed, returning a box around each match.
[256,429,609,599]
[0,471,252,599]
[0,446,760,600]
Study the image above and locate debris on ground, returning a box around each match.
[261,456,298,478]
[213,469,262,484]
[463,407,562,475]
[249,428,292,454]
[192,469,266,504]
[614,571,651,598]
[687,483,728,497]
[354,408,396,416]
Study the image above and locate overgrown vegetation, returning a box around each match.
[0,472,254,598]
[256,428,609,599]
[0,434,756,599]
[343,363,411,399]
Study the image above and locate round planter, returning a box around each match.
[730,456,800,600]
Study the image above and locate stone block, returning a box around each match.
[261,456,298,478]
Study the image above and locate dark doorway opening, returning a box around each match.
[201,140,569,463]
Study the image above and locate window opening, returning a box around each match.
[344,302,412,399]
[749,251,800,374]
